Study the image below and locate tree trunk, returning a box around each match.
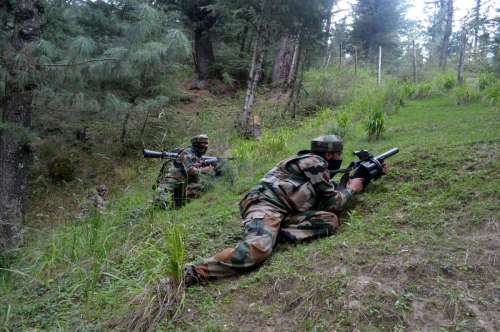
[473,0,481,57]
[271,34,295,87]
[440,0,453,69]
[354,46,358,75]
[338,41,343,68]
[194,26,215,83]
[0,0,43,250]
[240,26,267,138]
[377,46,382,86]
[284,47,305,119]
[120,110,131,145]
[412,40,417,83]
[286,36,301,88]
[457,30,467,85]
[239,24,249,58]
[322,0,334,65]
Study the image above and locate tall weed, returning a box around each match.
[477,72,496,90]
[365,107,385,140]
[483,81,500,105]
[455,84,481,105]
[434,72,456,91]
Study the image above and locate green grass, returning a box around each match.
[1,95,499,331]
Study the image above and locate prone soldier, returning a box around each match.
[183,134,389,285]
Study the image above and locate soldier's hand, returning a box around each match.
[347,178,364,193]
[198,165,214,174]
[381,163,389,175]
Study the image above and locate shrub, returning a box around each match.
[335,111,351,137]
[400,82,416,98]
[483,81,500,105]
[414,83,432,99]
[383,80,404,109]
[477,72,496,90]
[434,72,456,91]
[365,107,385,140]
[455,84,481,105]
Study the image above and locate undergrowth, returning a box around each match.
[1,67,499,330]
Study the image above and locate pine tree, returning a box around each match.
[1,0,43,250]
[350,0,408,66]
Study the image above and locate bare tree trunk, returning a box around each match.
[240,26,267,138]
[120,111,131,145]
[271,34,294,87]
[286,36,301,88]
[239,24,249,58]
[473,0,481,57]
[194,27,215,83]
[322,0,335,65]
[440,0,453,69]
[377,46,382,86]
[284,37,304,118]
[1,0,43,250]
[338,41,343,68]
[354,46,358,75]
[457,30,467,85]
[412,40,417,83]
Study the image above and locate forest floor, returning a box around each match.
[1,95,499,331]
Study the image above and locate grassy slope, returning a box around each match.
[1,96,499,331]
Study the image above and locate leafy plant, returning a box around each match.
[434,72,456,91]
[165,224,186,283]
[365,107,385,140]
[477,72,496,90]
[455,84,480,105]
[400,82,416,98]
[335,111,351,137]
[483,81,500,105]
[414,83,432,99]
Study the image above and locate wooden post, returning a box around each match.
[354,46,358,75]
[377,46,382,86]
[457,29,467,85]
[412,40,417,83]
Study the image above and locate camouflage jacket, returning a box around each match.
[156,147,203,185]
[240,153,353,215]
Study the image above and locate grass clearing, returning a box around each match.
[1,95,499,330]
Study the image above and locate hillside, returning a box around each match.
[1,94,498,330]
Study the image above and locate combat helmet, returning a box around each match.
[191,134,209,145]
[310,135,343,154]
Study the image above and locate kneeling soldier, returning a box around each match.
[184,135,384,284]
[155,134,214,209]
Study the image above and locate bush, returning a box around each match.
[365,107,385,140]
[483,81,500,105]
[434,72,456,91]
[414,83,432,99]
[477,72,497,91]
[400,82,416,98]
[303,67,363,107]
[455,84,481,105]
[383,80,406,113]
[335,111,351,138]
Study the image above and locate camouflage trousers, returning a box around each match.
[191,200,339,280]
[154,179,204,209]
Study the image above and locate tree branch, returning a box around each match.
[39,58,119,67]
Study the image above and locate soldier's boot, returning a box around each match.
[191,205,283,280]
[280,210,339,241]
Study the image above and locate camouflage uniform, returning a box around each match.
[154,147,208,209]
[189,152,353,280]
